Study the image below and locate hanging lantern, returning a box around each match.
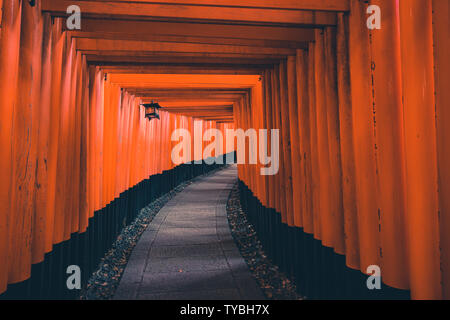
[140,101,162,120]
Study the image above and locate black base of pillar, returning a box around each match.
[237,180,410,300]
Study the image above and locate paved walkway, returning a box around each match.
[114,165,265,300]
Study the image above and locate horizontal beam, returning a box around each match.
[165,108,233,113]
[193,116,234,120]
[130,89,248,93]
[85,54,279,65]
[42,1,337,26]
[110,74,260,87]
[192,114,233,117]
[76,38,296,56]
[84,0,350,11]
[132,93,246,101]
[71,19,316,43]
[99,65,265,75]
[139,97,242,102]
[83,51,286,61]
[166,111,233,116]
[161,107,233,111]
[160,107,233,111]
[155,101,234,107]
[129,89,247,99]
[167,114,233,117]
[68,31,309,49]
[121,83,254,89]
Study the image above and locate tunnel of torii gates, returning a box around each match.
[0,0,448,300]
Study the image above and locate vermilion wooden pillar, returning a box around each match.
[324,27,345,254]
[154,103,161,174]
[125,94,135,186]
[348,0,380,272]
[400,0,441,299]
[279,60,294,226]
[247,95,256,196]
[162,110,170,172]
[148,108,156,176]
[260,71,269,206]
[88,66,99,218]
[106,82,121,206]
[272,64,287,222]
[93,68,103,211]
[128,97,138,187]
[45,22,65,253]
[270,69,282,215]
[253,82,266,206]
[296,49,313,234]
[237,99,247,178]
[307,42,321,239]
[336,13,359,270]
[314,29,334,248]
[112,85,121,200]
[68,51,82,236]
[32,13,53,264]
[250,86,259,201]
[242,96,253,193]
[78,55,90,234]
[0,0,22,291]
[115,91,124,193]
[233,100,241,181]
[433,0,450,299]
[55,39,77,243]
[102,78,111,208]
[286,56,303,227]
[64,46,75,237]
[370,0,408,290]
[263,69,275,210]
[8,1,43,283]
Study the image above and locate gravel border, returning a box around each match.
[79,167,227,300]
[226,182,304,300]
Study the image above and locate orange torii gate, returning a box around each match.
[0,0,449,300]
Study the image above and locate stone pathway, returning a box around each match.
[114,165,265,300]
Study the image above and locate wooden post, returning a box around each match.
[433,0,450,299]
[324,27,345,254]
[270,70,282,214]
[263,69,275,210]
[287,56,303,227]
[279,60,294,226]
[307,42,321,239]
[272,64,287,222]
[8,2,43,283]
[348,0,380,272]
[399,0,441,299]
[370,0,408,290]
[336,13,359,270]
[79,55,90,233]
[314,29,334,248]
[32,13,53,263]
[0,0,22,292]
[296,49,314,235]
